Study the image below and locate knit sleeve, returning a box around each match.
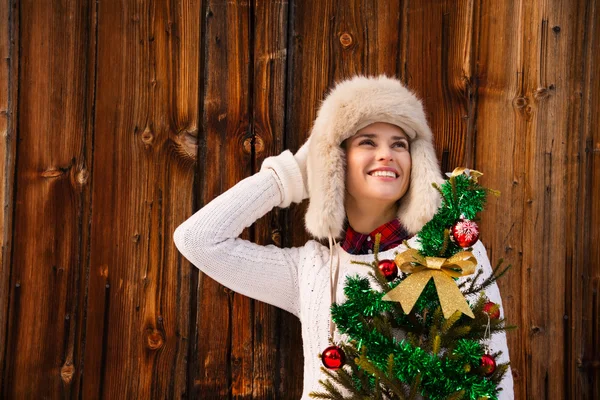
[173,152,307,317]
[469,240,515,399]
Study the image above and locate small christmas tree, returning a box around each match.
[310,168,514,400]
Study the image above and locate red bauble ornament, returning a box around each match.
[483,301,501,320]
[321,345,346,370]
[451,219,480,248]
[378,259,398,281]
[480,354,497,376]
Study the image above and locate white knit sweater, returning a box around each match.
[173,151,514,399]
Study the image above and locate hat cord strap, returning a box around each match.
[328,232,340,342]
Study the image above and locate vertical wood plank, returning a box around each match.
[192,0,253,397]
[476,0,591,398]
[150,0,200,397]
[573,0,600,398]
[475,1,526,396]
[404,0,477,172]
[329,0,402,79]
[70,0,96,394]
[2,0,90,397]
[515,2,572,398]
[0,0,17,390]
[228,4,253,395]
[251,0,292,398]
[82,0,198,397]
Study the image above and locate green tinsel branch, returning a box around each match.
[460,258,513,296]
[418,174,488,258]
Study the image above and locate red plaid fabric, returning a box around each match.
[341,218,411,255]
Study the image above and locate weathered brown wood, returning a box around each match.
[81,0,198,397]
[575,0,600,398]
[0,1,598,398]
[1,0,90,397]
[513,2,569,398]
[476,0,593,398]
[0,0,17,391]
[404,0,477,172]
[192,0,253,397]
[284,0,332,255]
[251,0,293,398]
[329,1,402,79]
[475,2,527,397]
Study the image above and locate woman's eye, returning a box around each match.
[393,141,408,149]
[359,140,375,146]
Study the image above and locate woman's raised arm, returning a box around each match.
[173,149,312,317]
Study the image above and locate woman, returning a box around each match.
[173,75,514,398]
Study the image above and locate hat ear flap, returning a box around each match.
[397,138,444,235]
[305,134,347,239]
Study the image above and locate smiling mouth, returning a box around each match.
[368,171,398,178]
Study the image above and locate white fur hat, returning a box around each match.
[305,75,444,240]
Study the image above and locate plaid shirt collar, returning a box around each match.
[341,218,412,255]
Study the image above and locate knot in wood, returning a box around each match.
[145,329,165,350]
[511,368,521,380]
[61,363,75,384]
[174,130,198,161]
[513,96,528,109]
[243,137,252,154]
[339,32,354,49]
[552,25,561,33]
[254,135,264,155]
[242,135,264,155]
[534,87,550,100]
[42,168,64,179]
[271,229,281,247]
[76,168,89,185]
[530,325,543,335]
[141,127,154,144]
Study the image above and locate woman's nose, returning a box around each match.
[376,145,393,160]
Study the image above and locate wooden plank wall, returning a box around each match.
[0,0,598,398]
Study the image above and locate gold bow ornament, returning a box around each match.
[382,249,478,319]
[445,167,483,182]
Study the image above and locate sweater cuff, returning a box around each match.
[260,150,305,207]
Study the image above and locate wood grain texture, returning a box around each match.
[192,0,253,397]
[575,0,600,397]
[0,0,17,391]
[475,1,527,396]
[404,0,477,172]
[2,0,90,397]
[251,0,297,398]
[81,0,198,397]
[0,0,598,398]
[476,0,594,398]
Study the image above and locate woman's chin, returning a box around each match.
[364,192,404,206]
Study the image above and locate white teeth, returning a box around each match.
[370,170,397,178]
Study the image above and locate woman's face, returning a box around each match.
[344,122,412,207]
